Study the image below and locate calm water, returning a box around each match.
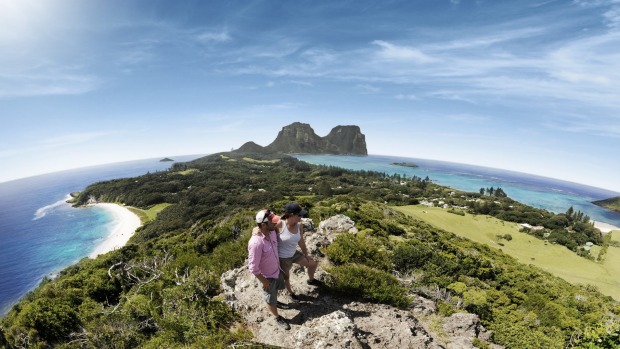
[295,154,620,227]
[2,153,619,317]
[0,155,204,316]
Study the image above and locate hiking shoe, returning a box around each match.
[276,301,290,309]
[276,316,291,330]
[307,279,322,286]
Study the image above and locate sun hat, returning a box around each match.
[284,202,308,217]
[256,209,279,224]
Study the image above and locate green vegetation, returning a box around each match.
[1,152,619,348]
[593,196,620,214]
[439,186,603,252]
[392,162,418,167]
[394,205,620,300]
[242,157,279,164]
[127,203,172,223]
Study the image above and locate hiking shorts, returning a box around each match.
[261,274,284,305]
[279,251,306,277]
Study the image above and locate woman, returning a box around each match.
[276,202,320,300]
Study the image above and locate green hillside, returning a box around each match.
[593,196,620,213]
[1,153,619,349]
[394,205,620,300]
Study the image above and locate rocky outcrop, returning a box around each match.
[318,214,358,236]
[323,125,368,156]
[234,122,367,155]
[220,215,501,349]
[266,122,324,154]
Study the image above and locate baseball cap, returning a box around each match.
[256,209,279,224]
[284,202,308,217]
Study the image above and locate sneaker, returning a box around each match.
[276,315,291,330]
[276,301,290,309]
[307,279,322,286]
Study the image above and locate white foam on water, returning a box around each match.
[33,194,72,220]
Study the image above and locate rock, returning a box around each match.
[239,122,368,155]
[294,311,363,349]
[411,295,437,316]
[443,312,499,349]
[319,214,358,235]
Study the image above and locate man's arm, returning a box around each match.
[254,273,271,291]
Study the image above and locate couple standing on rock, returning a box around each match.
[247,202,320,330]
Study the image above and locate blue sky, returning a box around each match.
[1,0,620,193]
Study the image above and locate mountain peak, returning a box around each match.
[254,122,367,155]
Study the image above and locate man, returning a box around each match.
[247,209,290,330]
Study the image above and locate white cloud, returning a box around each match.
[0,70,100,98]
[39,132,112,148]
[289,80,313,87]
[552,70,611,84]
[604,6,620,27]
[196,29,231,43]
[357,84,381,93]
[371,40,435,63]
[395,94,418,100]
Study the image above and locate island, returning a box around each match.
[392,162,418,168]
[160,157,174,162]
[593,196,620,213]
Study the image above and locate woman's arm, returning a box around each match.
[297,223,309,256]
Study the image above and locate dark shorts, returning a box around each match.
[261,273,285,305]
[279,251,306,277]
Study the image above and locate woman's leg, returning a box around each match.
[296,256,318,280]
[279,258,295,295]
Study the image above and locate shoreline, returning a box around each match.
[593,221,620,234]
[88,203,142,258]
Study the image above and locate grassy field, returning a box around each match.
[242,157,279,164]
[127,203,171,223]
[394,205,620,300]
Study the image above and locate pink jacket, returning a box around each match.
[247,230,280,279]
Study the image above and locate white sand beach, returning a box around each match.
[593,221,620,234]
[88,203,142,258]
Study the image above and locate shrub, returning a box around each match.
[437,301,456,317]
[392,241,434,272]
[325,233,392,271]
[17,298,80,344]
[326,264,409,308]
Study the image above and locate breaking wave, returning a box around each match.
[33,195,71,220]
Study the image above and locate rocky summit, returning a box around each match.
[236,122,367,155]
[220,215,501,349]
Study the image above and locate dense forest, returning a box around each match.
[1,153,618,348]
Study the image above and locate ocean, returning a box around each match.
[0,155,204,317]
[1,153,619,317]
[295,154,620,227]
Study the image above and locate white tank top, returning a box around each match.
[278,221,301,258]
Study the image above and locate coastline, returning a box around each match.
[88,203,142,258]
[593,221,620,234]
